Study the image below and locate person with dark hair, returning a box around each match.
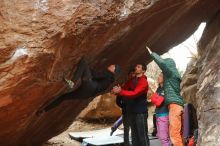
[37,58,120,115]
[112,63,150,146]
[112,68,136,145]
[147,47,184,146]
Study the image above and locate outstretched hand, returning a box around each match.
[146,46,152,54]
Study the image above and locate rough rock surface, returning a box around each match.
[181,11,220,146]
[181,58,198,107]
[0,0,220,145]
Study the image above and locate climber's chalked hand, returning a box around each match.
[146,46,152,54]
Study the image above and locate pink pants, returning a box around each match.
[156,115,171,146]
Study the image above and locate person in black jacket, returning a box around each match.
[37,58,120,115]
[64,58,120,92]
[112,63,149,146]
[114,69,135,145]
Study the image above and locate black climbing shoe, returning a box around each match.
[110,127,115,136]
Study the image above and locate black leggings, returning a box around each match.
[129,113,150,146]
[42,58,97,112]
[153,113,157,130]
[72,58,92,82]
[123,113,131,146]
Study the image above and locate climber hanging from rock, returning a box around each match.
[36,57,121,115]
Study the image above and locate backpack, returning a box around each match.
[183,103,198,146]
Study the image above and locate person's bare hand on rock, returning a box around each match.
[146,46,152,54]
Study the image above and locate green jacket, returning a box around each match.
[151,52,184,106]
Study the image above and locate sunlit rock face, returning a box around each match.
[0,0,220,145]
[182,11,220,146]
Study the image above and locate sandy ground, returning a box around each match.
[44,105,155,146]
[43,119,114,146]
